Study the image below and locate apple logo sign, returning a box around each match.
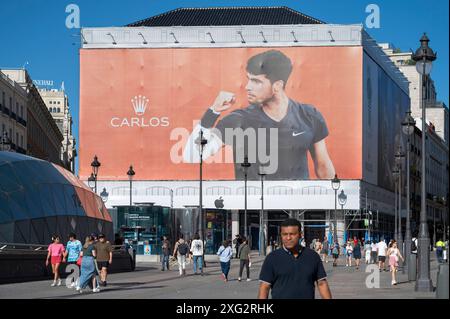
[214,196,224,209]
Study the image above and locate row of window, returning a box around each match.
[49,107,61,113]
[48,100,61,105]
[1,91,25,119]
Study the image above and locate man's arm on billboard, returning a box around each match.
[310,139,335,179]
[182,91,236,163]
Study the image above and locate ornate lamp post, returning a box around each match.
[258,166,267,256]
[395,146,405,270]
[241,156,251,238]
[402,111,415,273]
[412,33,436,292]
[90,155,101,194]
[100,188,109,203]
[331,175,341,244]
[127,165,135,206]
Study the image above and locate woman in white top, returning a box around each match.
[345,241,353,267]
[387,240,404,285]
[364,241,372,264]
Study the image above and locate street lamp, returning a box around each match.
[395,146,405,256]
[258,166,267,256]
[392,166,400,242]
[90,155,101,193]
[196,130,208,265]
[241,156,251,238]
[338,190,347,239]
[432,196,437,247]
[331,174,341,245]
[100,188,109,203]
[88,173,96,191]
[402,111,416,272]
[412,33,436,292]
[0,131,11,152]
[338,190,347,210]
[127,165,135,206]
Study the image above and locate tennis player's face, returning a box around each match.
[245,73,275,105]
[281,226,301,249]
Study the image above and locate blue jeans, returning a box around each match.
[161,254,170,270]
[436,248,443,263]
[220,261,230,279]
[193,255,203,273]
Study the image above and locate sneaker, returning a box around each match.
[75,286,81,291]
[51,281,56,287]
[346,264,348,267]
[69,282,76,289]
[57,279,62,286]
[93,288,101,293]
[246,278,252,282]
[238,277,241,282]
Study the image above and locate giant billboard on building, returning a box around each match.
[80,47,364,181]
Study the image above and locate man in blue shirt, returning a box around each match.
[258,219,331,299]
[64,233,82,288]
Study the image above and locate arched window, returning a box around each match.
[57,108,60,113]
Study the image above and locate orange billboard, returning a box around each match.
[79,47,363,181]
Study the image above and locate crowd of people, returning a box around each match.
[46,233,113,293]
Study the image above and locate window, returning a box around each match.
[20,135,23,147]
[57,108,60,113]
[20,105,23,118]
[57,101,60,105]
[9,97,12,108]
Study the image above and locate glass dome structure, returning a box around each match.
[0,151,113,244]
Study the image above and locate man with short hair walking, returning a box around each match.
[258,219,331,299]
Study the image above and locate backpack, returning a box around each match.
[178,243,189,255]
[411,239,417,252]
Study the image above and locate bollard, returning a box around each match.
[408,253,417,281]
[436,263,449,299]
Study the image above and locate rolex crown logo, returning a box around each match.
[131,95,149,116]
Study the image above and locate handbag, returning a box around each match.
[76,256,82,266]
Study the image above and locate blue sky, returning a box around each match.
[0,0,448,175]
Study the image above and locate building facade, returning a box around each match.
[0,71,27,153]
[381,43,449,145]
[38,88,77,172]
[1,69,63,166]
[78,7,446,252]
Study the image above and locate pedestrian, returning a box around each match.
[321,236,329,263]
[377,238,388,272]
[387,240,404,285]
[332,241,340,267]
[314,238,322,256]
[217,240,233,282]
[345,241,353,267]
[237,237,251,282]
[233,234,242,258]
[46,235,65,287]
[190,233,204,275]
[76,235,100,293]
[353,239,362,270]
[173,235,189,276]
[371,240,378,264]
[94,234,112,286]
[64,233,82,288]
[161,235,171,271]
[310,238,316,250]
[258,218,331,299]
[436,239,445,263]
[364,240,372,264]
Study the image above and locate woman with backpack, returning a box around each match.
[173,235,189,276]
[217,240,233,282]
[332,241,340,267]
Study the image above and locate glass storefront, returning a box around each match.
[115,205,231,255]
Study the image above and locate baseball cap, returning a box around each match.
[98,233,105,238]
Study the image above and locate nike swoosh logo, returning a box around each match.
[292,131,305,136]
